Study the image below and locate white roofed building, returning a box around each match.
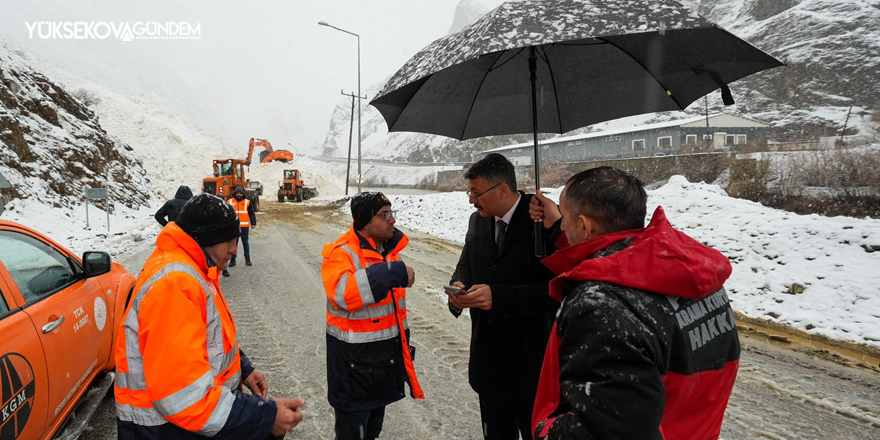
[485,113,770,165]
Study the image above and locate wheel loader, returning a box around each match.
[202,158,261,210]
[277,169,318,202]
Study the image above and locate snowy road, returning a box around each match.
[87,200,880,439]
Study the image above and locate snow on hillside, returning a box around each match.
[0,45,155,203]
[378,177,880,350]
[12,44,350,203]
[1,47,352,257]
[19,53,240,201]
[315,159,461,188]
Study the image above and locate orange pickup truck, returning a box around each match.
[0,219,135,440]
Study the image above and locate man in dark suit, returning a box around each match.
[448,153,559,440]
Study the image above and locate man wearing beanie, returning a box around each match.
[115,193,305,440]
[227,185,256,273]
[321,192,424,440]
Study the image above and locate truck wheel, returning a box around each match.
[277,191,284,202]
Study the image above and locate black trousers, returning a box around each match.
[334,406,386,440]
[479,396,534,440]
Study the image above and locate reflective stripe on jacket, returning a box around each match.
[229,198,251,228]
[114,223,263,438]
[321,224,424,409]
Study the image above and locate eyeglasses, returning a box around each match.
[375,210,397,221]
[466,183,501,200]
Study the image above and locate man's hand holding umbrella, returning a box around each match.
[530,190,561,228]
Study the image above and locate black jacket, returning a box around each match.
[450,192,559,410]
[155,186,193,226]
[534,208,739,440]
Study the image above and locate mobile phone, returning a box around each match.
[444,285,467,296]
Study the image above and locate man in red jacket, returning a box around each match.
[530,167,740,440]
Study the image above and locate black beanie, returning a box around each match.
[233,186,245,196]
[176,193,241,247]
[351,192,391,230]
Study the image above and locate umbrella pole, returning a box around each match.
[530,47,545,257]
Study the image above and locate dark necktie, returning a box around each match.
[496,219,507,251]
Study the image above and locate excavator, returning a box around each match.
[246,138,294,165]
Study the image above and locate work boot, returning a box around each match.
[245,257,252,266]
[222,269,230,277]
[229,257,236,267]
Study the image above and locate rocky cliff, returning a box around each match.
[0,45,153,210]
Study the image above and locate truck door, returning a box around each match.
[0,271,50,440]
[0,231,103,428]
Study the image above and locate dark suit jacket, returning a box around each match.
[450,192,559,411]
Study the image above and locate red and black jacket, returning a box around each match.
[533,207,739,440]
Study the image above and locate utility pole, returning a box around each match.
[341,90,365,195]
[318,21,363,193]
[704,96,711,152]
[839,105,853,147]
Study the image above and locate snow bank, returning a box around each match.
[359,176,880,348]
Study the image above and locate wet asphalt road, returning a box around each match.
[85,200,880,440]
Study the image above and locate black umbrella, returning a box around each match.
[370,0,783,254]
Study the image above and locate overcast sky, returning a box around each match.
[1,0,503,153]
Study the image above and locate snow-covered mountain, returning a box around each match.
[447,0,493,35]
[694,0,880,138]
[0,45,153,210]
[319,0,880,162]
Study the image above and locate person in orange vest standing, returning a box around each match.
[321,192,424,440]
[115,193,305,440]
[225,185,256,276]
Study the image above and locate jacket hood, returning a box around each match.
[175,185,194,200]
[543,206,731,301]
[155,222,213,276]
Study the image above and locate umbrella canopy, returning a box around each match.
[370,0,783,141]
[370,0,783,256]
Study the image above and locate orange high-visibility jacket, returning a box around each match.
[228,198,251,228]
[321,225,424,410]
[114,223,274,439]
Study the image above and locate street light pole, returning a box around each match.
[340,90,360,196]
[319,21,362,193]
